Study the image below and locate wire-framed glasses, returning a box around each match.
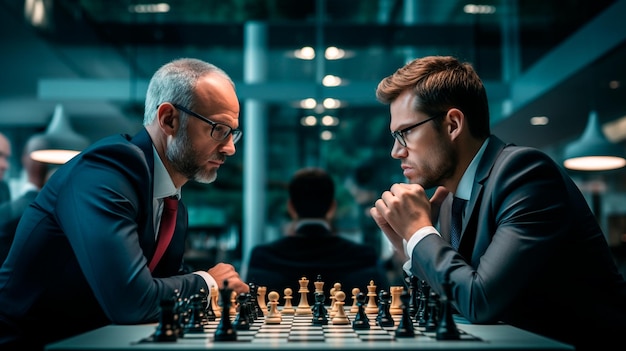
[391,113,443,147]
[172,103,242,144]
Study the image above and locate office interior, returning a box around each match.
[1,0,626,281]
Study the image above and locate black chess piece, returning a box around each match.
[395,290,415,337]
[417,280,430,327]
[233,293,251,330]
[376,289,394,327]
[248,282,262,319]
[436,273,461,340]
[183,293,206,334]
[408,275,418,317]
[153,297,178,342]
[424,289,439,332]
[312,292,328,325]
[352,292,370,330]
[214,280,237,341]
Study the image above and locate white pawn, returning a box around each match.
[282,288,296,315]
[331,291,349,325]
[350,287,360,313]
[265,291,282,324]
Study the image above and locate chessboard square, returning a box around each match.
[253,332,290,339]
[358,334,396,341]
[355,329,391,336]
[324,332,359,338]
[288,330,324,337]
[290,325,323,331]
[259,325,291,331]
[287,335,326,342]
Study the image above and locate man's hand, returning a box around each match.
[208,263,249,294]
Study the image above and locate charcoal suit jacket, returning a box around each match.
[0,129,206,349]
[410,135,626,349]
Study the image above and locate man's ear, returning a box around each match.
[447,108,464,140]
[287,199,298,219]
[157,103,179,136]
[326,199,337,221]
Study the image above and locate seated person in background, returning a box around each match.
[0,134,51,264]
[0,132,12,204]
[246,167,390,304]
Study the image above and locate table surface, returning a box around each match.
[45,317,574,351]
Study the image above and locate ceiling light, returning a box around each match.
[563,110,626,171]
[29,104,91,165]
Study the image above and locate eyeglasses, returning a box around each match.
[172,103,242,144]
[391,113,442,147]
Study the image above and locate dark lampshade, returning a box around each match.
[29,104,91,165]
[563,110,626,171]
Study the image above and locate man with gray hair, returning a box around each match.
[0,58,248,350]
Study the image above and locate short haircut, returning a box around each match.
[289,167,335,218]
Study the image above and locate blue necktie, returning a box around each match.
[450,197,466,250]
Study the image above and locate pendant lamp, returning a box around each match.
[563,110,626,171]
[29,104,91,164]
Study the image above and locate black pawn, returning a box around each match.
[417,281,430,327]
[183,294,206,334]
[312,292,328,325]
[214,280,237,341]
[376,290,394,328]
[233,293,251,330]
[153,297,178,342]
[395,290,415,337]
[436,274,461,340]
[424,290,439,332]
[352,292,370,330]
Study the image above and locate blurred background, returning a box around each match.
[1,0,626,279]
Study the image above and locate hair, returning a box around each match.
[376,55,491,139]
[289,167,335,218]
[143,58,235,125]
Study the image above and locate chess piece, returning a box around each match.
[265,291,282,324]
[424,289,439,332]
[365,280,379,315]
[314,275,325,296]
[352,292,370,330]
[376,289,394,328]
[295,276,312,316]
[153,297,178,342]
[214,280,237,341]
[233,293,251,330]
[211,285,222,318]
[330,291,350,325]
[417,280,430,327]
[248,283,261,319]
[312,292,328,325]
[200,287,215,322]
[330,282,342,318]
[408,276,419,317]
[282,287,296,315]
[350,287,360,313]
[395,290,415,338]
[183,293,206,334]
[257,285,267,316]
[436,273,461,340]
[389,286,404,315]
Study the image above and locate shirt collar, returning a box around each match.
[455,138,489,201]
[152,147,180,200]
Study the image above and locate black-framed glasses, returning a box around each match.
[391,113,442,147]
[172,103,242,144]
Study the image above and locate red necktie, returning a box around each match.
[149,197,178,272]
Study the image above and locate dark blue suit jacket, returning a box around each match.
[411,135,626,348]
[0,129,207,349]
[246,223,390,305]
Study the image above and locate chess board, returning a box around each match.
[137,310,481,347]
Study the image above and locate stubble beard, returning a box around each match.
[166,130,218,184]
